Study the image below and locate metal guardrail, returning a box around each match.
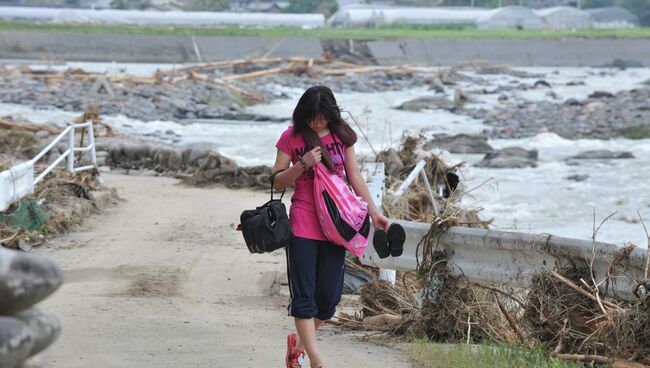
[360,221,647,302]
[360,159,646,301]
[0,121,97,212]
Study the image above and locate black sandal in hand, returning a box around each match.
[372,227,390,259]
[387,223,405,257]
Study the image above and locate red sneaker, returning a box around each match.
[285,333,305,368]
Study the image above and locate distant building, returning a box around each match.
[328,4,488,28]
[527,0,577,10]
[84,0,112,9]
[231,0,289,13]
[148,0,184,11]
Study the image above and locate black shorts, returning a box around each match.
[285,236,346,320]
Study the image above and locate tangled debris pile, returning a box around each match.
[1,169,119,250]
[379,132,489,227]
[338,134,650,367]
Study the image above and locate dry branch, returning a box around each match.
[494,293,533,348]
[549,270,621,310]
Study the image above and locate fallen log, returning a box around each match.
[0,120,59,134]
[157,56,310,75]
[222,66,290,81]
[188,71,263,102]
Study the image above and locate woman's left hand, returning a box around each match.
[370,210,390,231]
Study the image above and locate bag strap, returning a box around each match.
[331,133,350,183]
[269,170,286,201]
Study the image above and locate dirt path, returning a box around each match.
[27,173,409,368]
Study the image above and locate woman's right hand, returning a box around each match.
[302,146,322,168]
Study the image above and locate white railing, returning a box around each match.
[361,162,399,285]
[0,121,98,212]
[392,159,439,215]
[360,160,441,285]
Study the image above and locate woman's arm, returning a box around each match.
[271,149,303,191]
[272,147,322,191]
[344,145,390,230]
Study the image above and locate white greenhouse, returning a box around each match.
[327,5,489,28]
[476,6,544,30]
[535,6,592,30]
[586,6,639,28]
[0,6,325,28]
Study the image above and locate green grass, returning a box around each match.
[406,341,586,368]
[1,20,650,40]
[622,124,650,139]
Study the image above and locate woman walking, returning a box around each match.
[272,86,391,368]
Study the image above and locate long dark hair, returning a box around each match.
[292,86,357,172]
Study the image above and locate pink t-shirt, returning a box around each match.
[275,125,348,241]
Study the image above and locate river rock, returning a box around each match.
[376,148,403,177]
[395,96,456,112]
[475,147,538,169]
[15,309,61,356]
[566,150,634,165]
[564,98,582,106]
[195,150,238,174]
[0,317,34,368]
[566,174,589,182]
[0,247,64,315]
[424,134,493,154]
[588,91,614,99]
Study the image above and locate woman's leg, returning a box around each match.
[286,237,324,366]
[296,318,324,351]
[294,318,324,367]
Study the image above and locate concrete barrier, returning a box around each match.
[367,38,650,66]
[2,30,649,65]
[0,31,323,62]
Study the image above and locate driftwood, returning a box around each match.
[222,66,290,81]
[188,71,263,102]
[494,293,533,349]
[156,56,310,75]
[554,353,649,368]
[0,119,59,134]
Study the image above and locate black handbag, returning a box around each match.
[239,172,293,253]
